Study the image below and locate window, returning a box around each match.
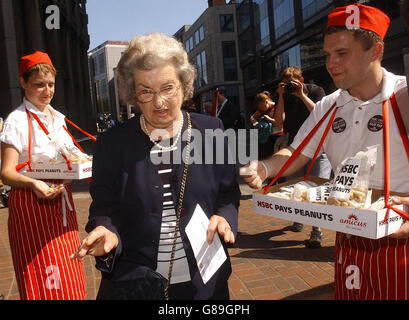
[262,59,275,84]
[222,42,238,81]
[239,13,251,31]
[254,0,270,48]
[195,25,204,45]
[239,29,254,61]
[196,50,208,87]
[302,0,332,21]
[275,45,301,75]
[185,36,194,53]
[243,62,257,89]
[273,0,295,38]
[93,52,106,76]
[237,1,251,32]
[220,14,234,32]
[300,31,326,70]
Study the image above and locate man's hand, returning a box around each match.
[70,226,119,261]
[390,197,409,239]
[239,160,267,190]
[207,215,235,244]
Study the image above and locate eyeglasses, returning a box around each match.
[135,84,181,103]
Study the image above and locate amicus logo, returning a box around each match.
[340,214,367,228]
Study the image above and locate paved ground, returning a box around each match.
[0,177,335,300]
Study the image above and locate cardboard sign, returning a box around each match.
[21,161,92,180]
[253,177,407,239]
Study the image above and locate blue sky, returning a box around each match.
[86,0,209,50]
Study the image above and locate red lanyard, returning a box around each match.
[16,107,95,173]
[263,101,338,193]
[263,94,409,222]
[382,94,409,222]
[15,110,33,172]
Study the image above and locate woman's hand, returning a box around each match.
[207,215,235,245]
[70,226,119,261]
[31,180,64,199]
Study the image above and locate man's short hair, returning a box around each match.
[325,25,384,51]
[280,66,303,81]
[218,88,226,96]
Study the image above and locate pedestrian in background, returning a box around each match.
[216,89,241,130]
[273,66,330,248]
[249,91,283,160]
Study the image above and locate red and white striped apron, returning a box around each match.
[8,180,86,300]
[335,233,409,300]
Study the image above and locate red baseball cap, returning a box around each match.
[19,51,54,76]
[327,4,390,40]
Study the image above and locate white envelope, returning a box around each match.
[185,204,227,284]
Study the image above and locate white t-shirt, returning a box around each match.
[291,68,409,193]
[0,98,75,169]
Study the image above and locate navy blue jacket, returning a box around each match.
[86,111,240,299]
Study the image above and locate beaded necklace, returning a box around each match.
[141,112,183,151]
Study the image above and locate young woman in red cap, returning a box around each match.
[0,51,86,300]
[242,4,409,300]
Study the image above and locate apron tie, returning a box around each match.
[61,186,73,227]
[45,182,73,227]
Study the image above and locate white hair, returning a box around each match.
[117,32,197,105]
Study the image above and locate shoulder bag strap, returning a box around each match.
[164,112,192,300]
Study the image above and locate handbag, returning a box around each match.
[255,116,273,144]
[102,112,192,300]
[107,266,168,300]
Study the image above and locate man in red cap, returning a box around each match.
[0,51,87,300]
[242,4,409,300]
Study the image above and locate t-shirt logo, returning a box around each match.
[332,117,347,133]
[367,115,383,132]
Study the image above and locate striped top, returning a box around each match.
[151,141,191,284]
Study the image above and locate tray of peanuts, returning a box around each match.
[252,146,408,239]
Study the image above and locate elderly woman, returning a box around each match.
[71,33,240,300]
[0,51,86,300]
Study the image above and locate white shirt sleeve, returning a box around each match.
[0,111,25,154]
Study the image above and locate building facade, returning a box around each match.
[88,40,129,122]
[174,0,246,114]
[235,0,409,116]
[0,0,94,134]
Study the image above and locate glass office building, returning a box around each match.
[235,0,408,115]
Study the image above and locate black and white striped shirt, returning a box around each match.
[151,141,191,284]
